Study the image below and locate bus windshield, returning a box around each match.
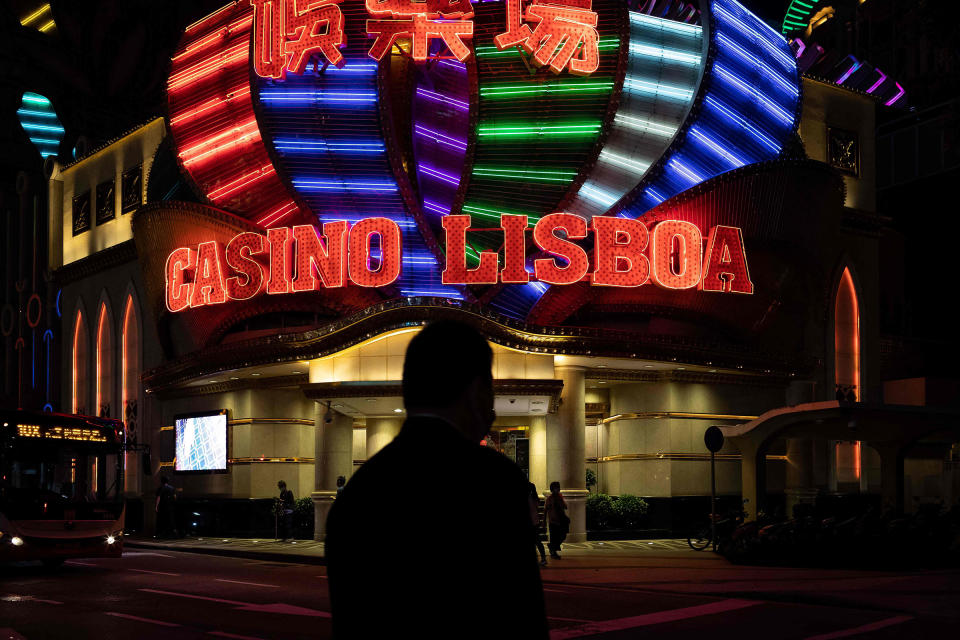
[1,411,124,521]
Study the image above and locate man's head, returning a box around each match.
[278,480,286,491]
[160,475,169,485]
[402,321,495,442]
[550,481,560,494]
[336,476,346,487]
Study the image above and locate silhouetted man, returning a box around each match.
[325,321,548,638]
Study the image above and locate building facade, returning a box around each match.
[35,0,957,540]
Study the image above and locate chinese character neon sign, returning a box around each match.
[250,0,347,76]
[494,0,599,75]
[164,215,753,313]
[246,0,605,74]
[365,0,474,62]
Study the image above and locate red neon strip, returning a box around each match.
[854,440,861,480]
[168,42,248,89]
[181,129,262,167]
[96,303,106,416]
[173,15,253,62]
[207,165,275,200]
[177,118,259,159]
[169,39,247,82]
[184,2,235,34]
[72,311,82,414]
[256,201,299,227]
[169,86,251,125]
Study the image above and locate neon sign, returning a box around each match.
[245,0,605,72]
[164,215,753,312]
[18,424,109,443]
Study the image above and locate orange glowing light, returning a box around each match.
[834,267,860,400]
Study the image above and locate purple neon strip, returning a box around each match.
[419,163,461,186]
[866,69,887,93]
[793,38,806,59]
[414,124,467,151]
[836,61,861,85]
[416,88,469,111]
[885,82,905,106]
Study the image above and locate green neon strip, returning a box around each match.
[477,123,601,138]
[781,0,813,32]
[480,80,614,98]
[472,167,578,183]
[463,204,540,224]
[476,36,619,58]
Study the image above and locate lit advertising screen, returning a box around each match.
[174,411,227,472]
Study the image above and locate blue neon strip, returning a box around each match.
[713,2,795,71]
[293,179,398,192]
[686,126,746,168]
[273,138,385,153]
[712,64,794,125]
[16,109,59,118]
[715,32,799,97]
[702,95,782,153]
[21,122,64,133]
[22,93,51,106]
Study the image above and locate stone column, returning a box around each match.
[551,366,587,542]
[785,438,817,517]
[311,405,352,541]
[366,417,402,459]
[529,415,547,494]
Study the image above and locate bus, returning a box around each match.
[1,409,125,566]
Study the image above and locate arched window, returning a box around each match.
[834,267,860,401]
[96,301,114,418]
[72,308,89,414]
[121,294,140,439]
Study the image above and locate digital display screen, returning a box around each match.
[175,412,227,472]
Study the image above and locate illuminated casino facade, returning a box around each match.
[33,0,956,540]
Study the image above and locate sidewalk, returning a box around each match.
[125,536,693,565]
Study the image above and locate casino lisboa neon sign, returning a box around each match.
[164,215,753,313]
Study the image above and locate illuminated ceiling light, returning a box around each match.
[251,373,261,376]
[623,77,694,101]
[629,43,700,65]
[579,183,620,208]
[613,114,677,138]
[629,12,701,37]
[598,149,651,174]
[393,408,403,413]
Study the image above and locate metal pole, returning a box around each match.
[710,450,717,551]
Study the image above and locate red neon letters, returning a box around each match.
[163,216,753,313]
[365,0,474,62]
[249,0,346,78]
[494,0,599,75]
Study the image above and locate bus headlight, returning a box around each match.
[106,535,116,545]
[106,530,123,545]
[11,536,24,546]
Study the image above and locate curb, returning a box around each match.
[124,540,327,565]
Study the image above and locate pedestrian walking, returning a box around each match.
[545,481,569,559]
[155,475,177,539]
[326,321,547,638]
[278,480,295,541]
[529,482,547,566]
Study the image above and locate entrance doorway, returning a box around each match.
[483,425,529,477]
